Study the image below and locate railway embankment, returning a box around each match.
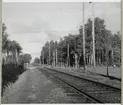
[44,66,121,89]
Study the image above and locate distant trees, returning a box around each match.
[34,57,40,64]
[112,32,121,66]
[19,54,32,65]
[40,17,121,67]
[23,54,32,63]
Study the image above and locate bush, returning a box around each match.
[1,64,24,96]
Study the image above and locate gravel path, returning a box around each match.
[2,66,94,103]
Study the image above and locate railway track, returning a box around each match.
[43,67,121,103]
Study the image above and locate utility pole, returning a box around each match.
[82,2,86,70]
[56,48,58,67]
[53,50,55,67]
[67,43,70,67]
[75,53,78,68]
[75,37,78,69]
[49,33,51,66]
[106,47,109,76]
[60,47,62,67]
[91,2,96,69]
[43,51,44,66]
[112,49,114,66]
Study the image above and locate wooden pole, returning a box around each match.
[53,50,55,67]
[56,48,58,67]
[106,49,109,76]
[92,2,96,69]
[82,2,86,70]
[112,49,114,66]
[43,51,44,65]
[67,43,70,67]
[49,41,50,65]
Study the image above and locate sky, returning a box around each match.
[2,2,120,62]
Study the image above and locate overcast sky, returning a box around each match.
[2,2,120,61]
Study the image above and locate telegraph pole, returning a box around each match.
[49,32,51,66]
[56,48,58,67]
[106,49,109,76]
[82,2,86,70]
[92,2,96,69]
[53,50,55,67]
[67,43,70,67]
[60,47,62,67]
[43,51,44,66]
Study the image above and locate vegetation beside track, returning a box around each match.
[2,23,32,96]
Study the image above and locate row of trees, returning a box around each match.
[2,23,22,65]
[2,23,32,65]
[40,17,121,67]
[2,23,32,95]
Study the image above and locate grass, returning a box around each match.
[50,65,121,80]
[1,64,25,96]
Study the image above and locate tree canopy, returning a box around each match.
[2,23,32,65]
[20,54,32,64]
[34,57,40,64]
[40,17,121,67]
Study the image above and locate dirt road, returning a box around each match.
[2,65,92,103]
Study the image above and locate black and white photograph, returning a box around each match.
[1,0,121,104]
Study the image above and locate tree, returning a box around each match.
[2,24,23,65]
[19,54,32,65]
[34,57,40,64]
[79,17,113,66]
[23,54,32,63]
[2,23,8,52]
[112,32,121,67]
[40,17,121,68]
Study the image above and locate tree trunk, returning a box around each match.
[99,51,100,65]
[53,50,55,67]
[101,50,103,65]
[75,53,78,69]
[96,52,98,65]
[112,48,114,66]
[2,52,6,65]
[91,54,93,65]
[15,49,18,64]
[106,49,109,76]
[89,55,91,65]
